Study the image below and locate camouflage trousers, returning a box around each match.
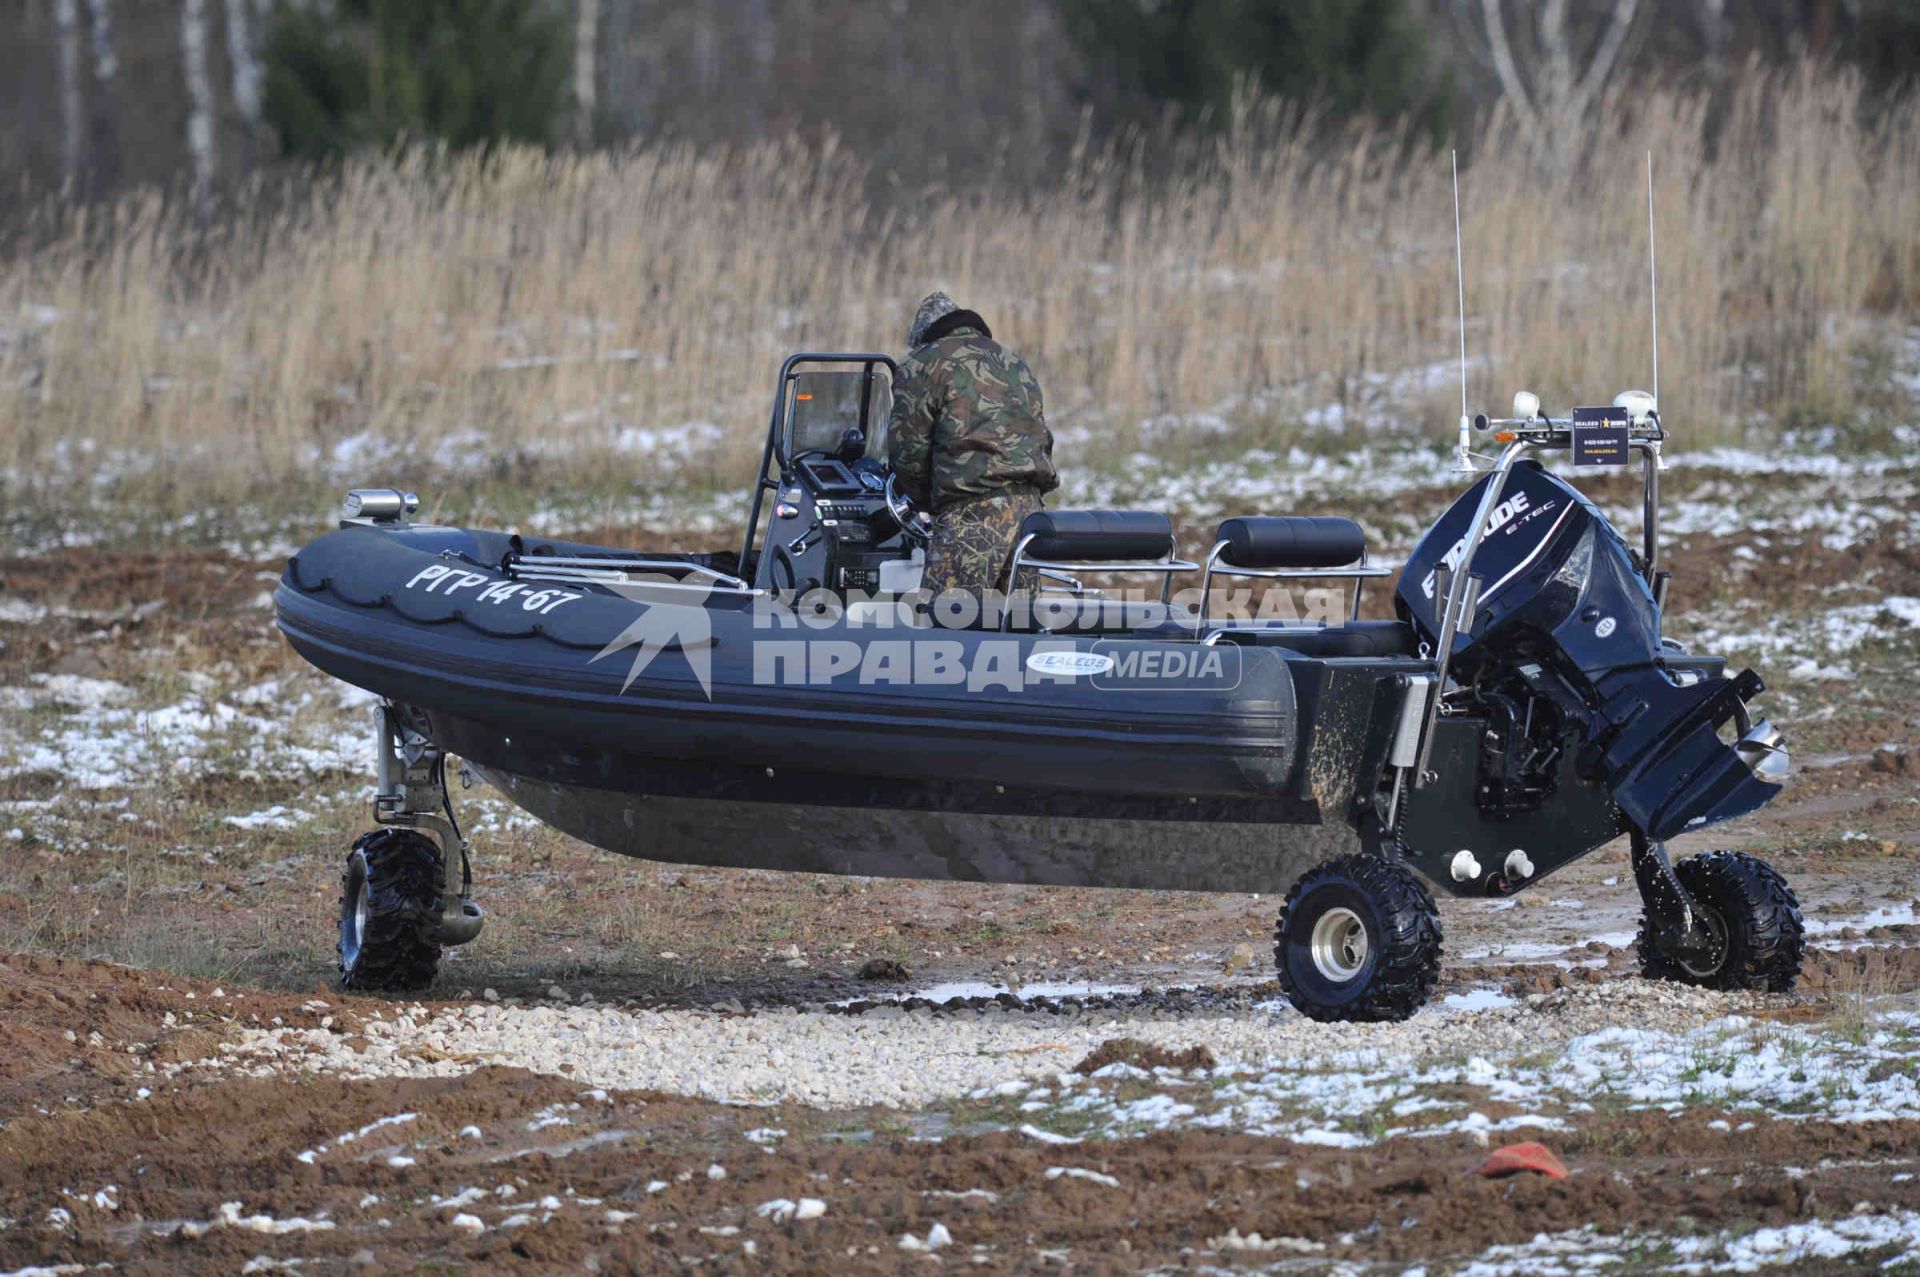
[922,488,1043,620]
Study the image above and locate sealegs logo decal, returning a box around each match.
[1025,651,1114,677]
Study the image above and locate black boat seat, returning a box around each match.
[1201,514,1389,625]
[1215,516,1366,569]
[1016,509,1176,562]
[1002,509,1197,629]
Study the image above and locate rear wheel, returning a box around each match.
[1274,854,1443,1022]
[339,829,443,992]
[1638,851,1803,992]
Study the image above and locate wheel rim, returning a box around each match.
[1673,905,1730,979]
[1309,907,1369,982]
[341,857,369,968]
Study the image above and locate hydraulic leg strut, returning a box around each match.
[373,702,485,946]
[1629,830,1719,965]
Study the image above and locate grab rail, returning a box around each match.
[1196,542,1392,625]
[505,555,754,593]
[998,532,1199,631]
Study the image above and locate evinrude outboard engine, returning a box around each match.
[1398,458,1782,842]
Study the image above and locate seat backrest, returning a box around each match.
[1215,516,1365,569]
[1019,509,1175,562]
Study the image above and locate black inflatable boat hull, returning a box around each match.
[276,525,1385,891]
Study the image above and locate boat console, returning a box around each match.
[741,355,926,600]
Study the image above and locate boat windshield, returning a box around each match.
[788,369,892,458]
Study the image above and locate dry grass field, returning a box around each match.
[2,65,1916,538]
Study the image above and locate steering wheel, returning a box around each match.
[883,471,933,547]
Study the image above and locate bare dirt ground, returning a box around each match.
[5,966,1919,1277]
[2,453,1918,1273]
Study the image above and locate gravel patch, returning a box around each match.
[207,982,1749,1109]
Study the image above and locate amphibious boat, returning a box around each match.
[277,353,1802,1019]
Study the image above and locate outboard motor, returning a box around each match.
[1398,458,1782,842]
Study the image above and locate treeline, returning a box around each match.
[5,0,1920,202]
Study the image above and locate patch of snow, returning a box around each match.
[1806,902,1920,937]
[756,1197,826,1222]
[0,674,365,790]
[1442,989,1520,1014]
[216,1202,335,1235]
[0,600,50,624]
[27,674,134,707]
[223,805,315,831]
[899,1222,953,1251]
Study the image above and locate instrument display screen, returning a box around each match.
[800,458,861,494]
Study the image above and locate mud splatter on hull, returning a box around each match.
[478,766,1356,893]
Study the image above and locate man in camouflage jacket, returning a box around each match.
[887,291,1058,615]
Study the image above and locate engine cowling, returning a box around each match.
[1396,460,1658,671]
[1396,461,1780,841]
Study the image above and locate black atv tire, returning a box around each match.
[338,829,443,992]
[1637,851,1803,992]
[1274,854,1444,1022]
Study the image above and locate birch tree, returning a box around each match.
[182,0,218,203]
[86,0,117,81]
[55,0,85,188]
[573,0,599,146]
[84,0,118,191]
[1689,0,1729,86]
[691,1,719,98]
[886,0,908,121]
[224,0,265,134]
[1466,0,1643,174]
[1022,3,1051,165]
[743,0,776,135]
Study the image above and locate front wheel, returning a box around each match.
[1274,854,1443,1022]
[1637,851,1803,992]
[339,829,443,992]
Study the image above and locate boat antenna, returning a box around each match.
[1646,150,1659,406]
[1452,150,1472,471]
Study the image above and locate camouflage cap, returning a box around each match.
[906,290,960,349]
